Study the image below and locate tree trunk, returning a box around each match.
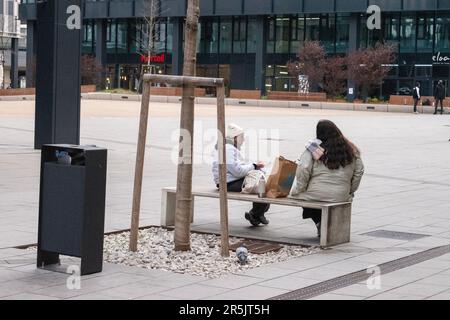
[174,0,200,251]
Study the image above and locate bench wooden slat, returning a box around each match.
[163,187,351,209]
[161,187,352,247]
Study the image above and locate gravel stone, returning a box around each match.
[103,227,320,278]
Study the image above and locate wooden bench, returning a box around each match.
[161,187,352,247]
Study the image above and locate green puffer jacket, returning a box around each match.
[288,150,364,202]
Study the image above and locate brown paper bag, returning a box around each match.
[265,156,298,198]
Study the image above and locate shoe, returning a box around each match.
[414,111,419,114]
[245,212,260,227]
[315,222,321,237]
[258,214,269,225]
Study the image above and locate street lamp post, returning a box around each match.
[34,0,83,149]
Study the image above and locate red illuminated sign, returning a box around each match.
[139,53,165,63]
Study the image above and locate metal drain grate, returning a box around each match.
[269,244,450,300]
[361,230,430,241]
[229,240,283,254]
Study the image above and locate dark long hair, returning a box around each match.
[316,120,359,170]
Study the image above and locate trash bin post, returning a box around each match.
[37,144,107,276]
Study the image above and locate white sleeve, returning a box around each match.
[226,146,254,179]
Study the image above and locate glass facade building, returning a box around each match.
[19,0,450,97]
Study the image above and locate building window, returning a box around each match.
[359,14,368,48]
[167,19,173,53]
[220,17,232,54]
[134,21,145,55]
[115,22,128,54]
[435,14,450,52]
[82,22,94,54]
[433,65,450,78]
[133,19,167,55]
[290,16,305,54]
[155,21,167,53]
[266,17,275,54]
[265,65,295,92]
[275,16,289,53]
[305,15,320,41]
[247,18,257,53]
[200,19,218,54]
[107,21,117,54]
[384,15,399,41]
[417,14,434,53]
[336,14,349,53]
[233,17,246,54]
[400,15,416,53]
[415,65,432,78]
[360,14,382,48]
[320,14,335,53]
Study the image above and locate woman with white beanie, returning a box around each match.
[212,123,270,226]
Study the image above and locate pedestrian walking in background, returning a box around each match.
[413,82,421,114]
[434,80,446,115]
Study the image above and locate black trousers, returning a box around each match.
[218,178,270,216]
[435,99,444,114]
[413,98,419,112]
[303,208,321,225]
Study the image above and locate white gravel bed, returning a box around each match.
[103,227,320,278]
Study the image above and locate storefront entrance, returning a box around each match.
[106,64,170,91]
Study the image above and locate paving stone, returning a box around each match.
[258,275,319,291]
[205,285,288,300]
[154,283,230,300]
[2,293,61,300]
[426,289,450,300]
[2,101,450,299]
[200,274,263,290]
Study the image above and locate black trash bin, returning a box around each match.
[37,144,107,275]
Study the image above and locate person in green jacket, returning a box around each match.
[289,120,364,237]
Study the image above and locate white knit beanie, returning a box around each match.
[226,123,244,140]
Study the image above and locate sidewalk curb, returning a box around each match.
[0,95,35,101]
[2,92,448,114]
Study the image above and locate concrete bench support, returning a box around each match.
[161,188,194,226]
[161,187,352,247]
[320,204,352,247]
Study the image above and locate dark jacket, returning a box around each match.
[434,84,446,100]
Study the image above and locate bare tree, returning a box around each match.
[347,43,396,101]
[134,0,164,91]
[323,56,347,100]
[174,0,200,251]
[81,54,105,88]
[287,41,326,93]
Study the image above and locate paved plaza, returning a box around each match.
[1,99,450,300]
